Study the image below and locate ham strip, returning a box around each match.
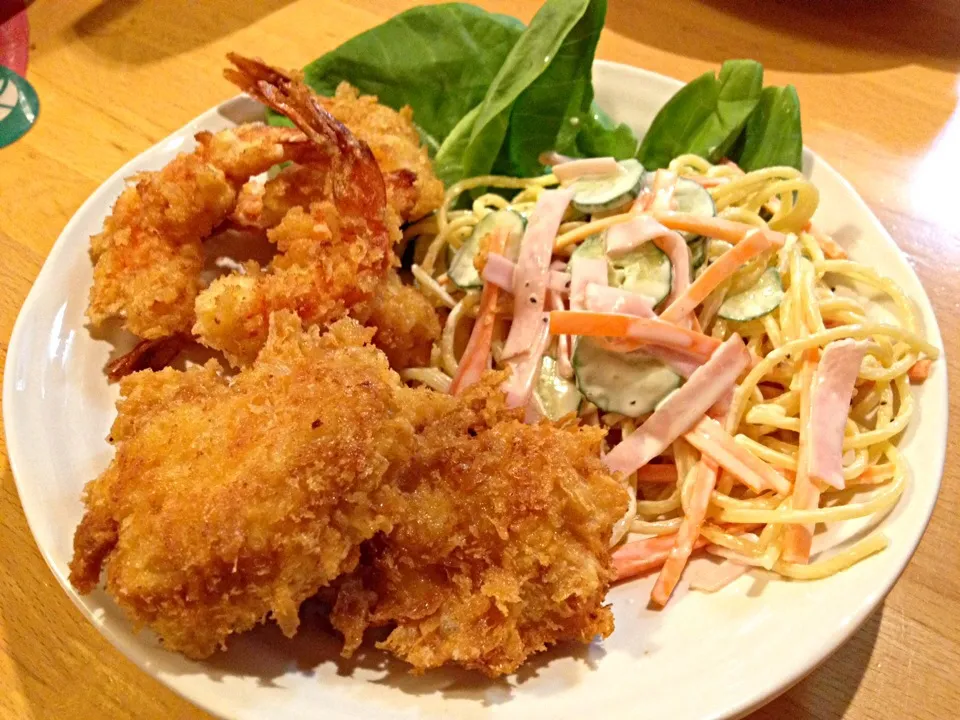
[503,189,574,360]
[584,284,656,318]
[807,339,870,490]
[569,256,608,311]
[482,254,571,295]
[502,313,552,410]
[604,215,670,258]
[552,156,619,183]
[603,334,751,476]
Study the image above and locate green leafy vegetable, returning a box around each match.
[454,0,602,179]
[637,59,763,170]
[271,3,524,149]
[737,85,803,171]
[577,105,639,159]
[500,0,607,176]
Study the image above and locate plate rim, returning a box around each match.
[3,58,949,720]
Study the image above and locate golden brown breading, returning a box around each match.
[69,313,420,659]
[330,375,627,676]
[87,125,316,339]
[193,56,399,367]
[320,83,444,222]
[351,271,441,370]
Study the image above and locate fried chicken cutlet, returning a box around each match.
[331,375,628,676]
[69,312,422,658]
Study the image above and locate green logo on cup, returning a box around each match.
[0,65,39,147]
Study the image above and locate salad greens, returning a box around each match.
[737,86,803,171]
[269,0,803,185]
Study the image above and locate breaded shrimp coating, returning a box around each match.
[352,271,441,370]
[87,125,315,339]
[192,55,398,366]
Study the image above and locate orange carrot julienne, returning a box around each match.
[805,221,847,260]
[781,349,819,563]
[684,174,728,188]
[685,416,792,495]
[652,212,787,247]
[449,231,506,395]
[636,464,678,484]
[659,228,782,324]
[549,311,722,359]
[613,534,710,581]
[908,358,932,383]
[651,457,720,605]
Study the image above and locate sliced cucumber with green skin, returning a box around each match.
[448,210,525,289]
[689,237,708,272]
[571,233,673,307]
[718,267,784,322]
[573,337,682,417]
[534,355,582,421]
[571,159,645,214]
[645,176,716,242]
[615,243,672,306]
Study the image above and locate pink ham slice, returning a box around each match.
[603,334,751,476]
[552,157,619,183]
[503,188,574,360]
[807,339,870,490]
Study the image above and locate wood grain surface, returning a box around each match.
[1,1,958,718]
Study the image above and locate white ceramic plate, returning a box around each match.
[4,61,947,720]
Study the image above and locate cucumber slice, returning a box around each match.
[571,159,645,214]
[611,242,672,307]
[718,267,784,322]
[645,176,716,241]
[571,233,672,307]
[534,355,582,421]
[689,237,708,272]
[573,338,682,417]
[448,210,525,289]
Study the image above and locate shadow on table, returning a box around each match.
[747,603,884,719]
[607,0,960,74]
[67,0,294,65]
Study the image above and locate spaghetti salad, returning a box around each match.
[401,152,938,607]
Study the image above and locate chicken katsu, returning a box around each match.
[71,53,627,674]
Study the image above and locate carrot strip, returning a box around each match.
[683,174,728,188]
[659,228,782,324]
[549,311,722,359]
[449,231,507,395]
[614,534,710,581]
[781,350,819,563]
[651,457,720,605]
[685,417,792,495]
[652,212,787,247]
[909,358,932,383]
[635,464,678,484]
[805,221,847,259]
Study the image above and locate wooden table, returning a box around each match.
[1,1,957,718]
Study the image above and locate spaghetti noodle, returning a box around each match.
[399,152,938,606]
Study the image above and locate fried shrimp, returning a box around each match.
[351,270,442,370]
[87,125,315,339]
[331,374,627,676]
[192,54,397,366]
[69,313,418,659]
[232,82,442,228]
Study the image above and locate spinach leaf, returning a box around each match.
[737,85,802,171]
[433,103,482,186]
[454,0,597,180]
[637,59,763,170]
[577,104,639,159]
[503,0,608,176]
[272,3,524,147]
